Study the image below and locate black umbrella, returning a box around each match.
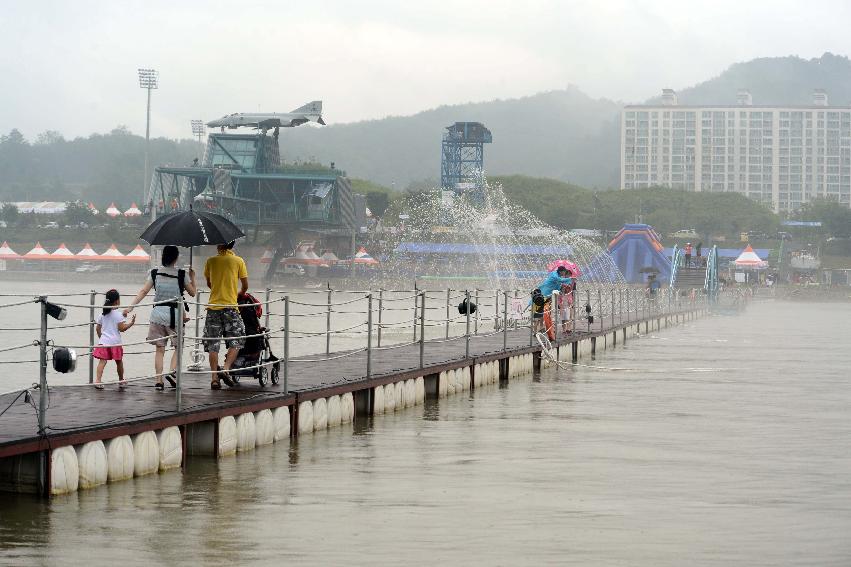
[140,207,245,267]
[140,208,244,247]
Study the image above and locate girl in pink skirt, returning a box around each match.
[93,289,136,389]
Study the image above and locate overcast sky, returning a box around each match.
[1,0,849,140]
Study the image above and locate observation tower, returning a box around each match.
[440,122,492,194]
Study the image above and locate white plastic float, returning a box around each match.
[106,435,134,482]
[273,406,290,441]
[415,377,425,404]
[254,410,274,446]
[297,400,314,434]
[235,412,257,452]
[75,441,107,490]
[132,431,160,477]
[156,426,182,471]
[341,392,354,423]
[327,395,342,428]
[50,446,79,495]
[394,381,404,409]
[405,379,415,408]
[462,367,471,391]
[438,371,448,397]
[384,383,396,413]
[218,415,237,457]
[373,385,385,415]
[313,397,328,430]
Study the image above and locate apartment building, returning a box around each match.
[621,89,851,212]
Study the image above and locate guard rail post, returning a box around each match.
[283,296,289,393]
[38,296,48,495]
[326,282,332,355]
[264,287,271,331]
[585,289,591,332]
[474,289,479,335]
[88,290,96,383]
[412,284,418,343]
[419,291,425,368]
[465,289,471,358]
[611,288,615,329]
[551,290,560,341]
[597,288,603,332]
[377,288,384,348]
[445,288,451,339]
[367,293,373,379]
[175,295,184,410]
[503,290,509,351]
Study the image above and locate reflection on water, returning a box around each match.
[1,301,850,565]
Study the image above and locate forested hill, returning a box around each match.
[278,86,622,189]
[650,53,851,106]
[3,53,851,204]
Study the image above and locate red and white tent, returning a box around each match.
[88,202,99,215]
[734,245,768,269]
[24,242,50,260]
[260,248,275,264]
[353,247,379,265]
[124,202,143,217]
[125,245,151,263]
[320,250,340,264]
[76,242,99,259]
[50,243,76,260]
[0,241,20,260]
[105,203,121,218]
[99,244,125,261]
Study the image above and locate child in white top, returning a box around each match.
[93,289,136,389]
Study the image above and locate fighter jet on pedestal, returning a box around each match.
[207,101,325,131]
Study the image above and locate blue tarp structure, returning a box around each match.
[607,224,671,284]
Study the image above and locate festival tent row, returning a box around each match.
[0,242,150,262]
[2,202,145,217]
[260,244,380,267]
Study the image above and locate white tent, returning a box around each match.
[24,242,50,259]
[124,202,143,217]
[76,243,99,258]
[0,241,20,260]
[50,243,76,260]
[125,245,151,263]
[734,245,768,269]
[99,244,125,261]
[105,203,121,218]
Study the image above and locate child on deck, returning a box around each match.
[94,289,136,389]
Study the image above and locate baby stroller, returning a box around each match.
[227,293,280,387]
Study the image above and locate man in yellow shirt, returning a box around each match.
[203,241,249,389]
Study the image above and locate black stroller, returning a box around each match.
[226,293,280,387]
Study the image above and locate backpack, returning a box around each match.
[151,268,189,328]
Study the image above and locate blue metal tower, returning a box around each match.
[440,122,492,192]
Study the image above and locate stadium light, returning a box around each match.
[138,68,159,209]
[191,119,206,161]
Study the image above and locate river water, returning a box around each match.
[0,297,849,565]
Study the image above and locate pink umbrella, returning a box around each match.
[546,259,581,278]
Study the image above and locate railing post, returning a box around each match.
[377,288,384,348]
[264,287,271,331]
[551,290,559,341]
[283,296,289,393]
[597,289,602,332]
[419,291,425,368]
[326,282,332,355]
[495,289,500,331]
[175,295,184,411]
[529,288,534,346]
[474,289,479,335]
[367,293,373,379]
[465,289,471,358]
[585,289,590,332]
[611,288,615,329]
[412,284,418,343]
[38,296,48,495]
[88,290,95,384]
[503,290,509,351]
[445,288,451,339]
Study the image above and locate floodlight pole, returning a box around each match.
[138,68,158,214]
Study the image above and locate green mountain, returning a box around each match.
[279,86,622,190]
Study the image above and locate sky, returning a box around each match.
[1,0,851,140]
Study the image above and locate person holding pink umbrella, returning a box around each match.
[546,260,580,334]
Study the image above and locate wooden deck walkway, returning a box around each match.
[0,306,703,457]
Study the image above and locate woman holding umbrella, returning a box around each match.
[139,206,246,390]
